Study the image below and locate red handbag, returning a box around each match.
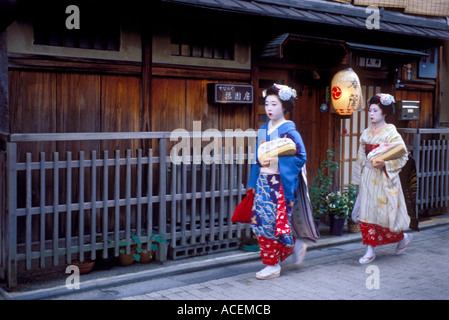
[231,189,255,223]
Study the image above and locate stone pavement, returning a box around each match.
[119,224,449,301]
[1,215,448,301]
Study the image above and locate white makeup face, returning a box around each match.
[368,104,385,124]
[265,95,284,122]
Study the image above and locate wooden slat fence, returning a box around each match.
[1,131,257,287]
[398,128,449,214]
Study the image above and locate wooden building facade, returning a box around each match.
[5,1,449,183]
[1,0,449,286]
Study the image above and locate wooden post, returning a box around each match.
[141,12,152,134]
[6,142,17,287]
[158,138,167,261]
[0,30,9,137]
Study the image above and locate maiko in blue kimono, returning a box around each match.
[247,84,319,280]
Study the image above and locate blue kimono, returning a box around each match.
[247,120,311,265]
[248,121,306,202]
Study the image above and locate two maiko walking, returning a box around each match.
[247,89,414,280]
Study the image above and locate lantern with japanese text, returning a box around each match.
[331,68,363,116]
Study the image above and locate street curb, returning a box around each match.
[1,251,261,300]
[2,214,448,300]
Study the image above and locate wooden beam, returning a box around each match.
[435,45,443,128]
[152,63,251,81]
[141,22,152,132]
[8,53,142,75]
[0,30,8,136]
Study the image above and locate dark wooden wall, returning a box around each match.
[9,70,142,160]
[396,89,435,129]
[292,85,339,184]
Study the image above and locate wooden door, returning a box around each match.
[292,84,336,185]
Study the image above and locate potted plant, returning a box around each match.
[71,253,95,274]
[119,233,168,266]
[309,149,339,227]
[119,236,140,266]
[139,243,154,264]
[326,190,350,236]
[142,233,169,263]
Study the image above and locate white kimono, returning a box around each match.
[352,124,410,233]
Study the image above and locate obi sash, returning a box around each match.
[365,144,380,156]
[365,143,388,177]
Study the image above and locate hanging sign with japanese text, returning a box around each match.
[209,84,254,104]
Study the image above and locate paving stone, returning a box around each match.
[120,225,449,301]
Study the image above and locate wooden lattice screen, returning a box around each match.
[340,85,381,188]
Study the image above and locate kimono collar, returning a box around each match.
[267,119,292,135]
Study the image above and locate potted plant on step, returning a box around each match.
[326,190,350,236]
[309,149,339,228]
[71,252,95,274]
[119,233,168,266]
[119,235,140,266]
[142,233,169,263]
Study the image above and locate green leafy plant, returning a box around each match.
[309,149,339,218]
[119,233,168,263]
[120,235,143,262]
[326,184,358,219]
[326,192,349,219]
[149,233,168,252]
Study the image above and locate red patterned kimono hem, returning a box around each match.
[252,176,295,266]
[359,222,404,247]
[258,236,295,266]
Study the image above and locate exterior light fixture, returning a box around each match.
[331,68,363,116]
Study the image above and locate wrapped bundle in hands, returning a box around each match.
[258,138,296,164]
[371,145,406,164]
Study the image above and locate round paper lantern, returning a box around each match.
[331,68,363,116]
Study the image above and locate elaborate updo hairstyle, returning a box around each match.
[369,94,395,119]
[264,84,297,114]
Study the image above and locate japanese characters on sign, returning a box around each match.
[211,84,254,104]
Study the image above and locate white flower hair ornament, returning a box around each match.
[377,93,395,106]
[275,84,297,101]
[263,84,297,101]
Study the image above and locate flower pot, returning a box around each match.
[119,246,137,266]
[139,245,154,263]
[71,259,95,274]
[240,238,260,252]
[329,215,347,236]
[139,250,153,263]
[347,220,360,233]
[314,218,320,229]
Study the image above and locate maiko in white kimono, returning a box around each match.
[352,124,410,246]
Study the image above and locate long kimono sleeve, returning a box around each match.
[279,130,307,202]
[384,135,408,181]
[352,137,366,186]
[291,130,307,170]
